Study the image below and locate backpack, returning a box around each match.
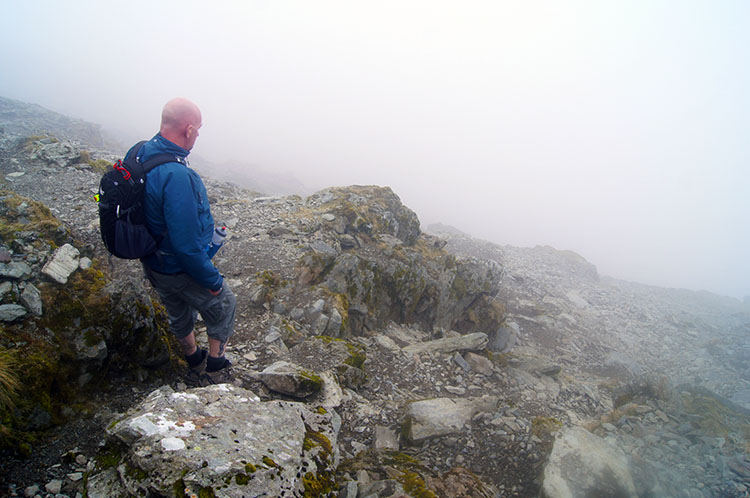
[97,141,181,259]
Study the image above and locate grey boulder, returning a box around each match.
[403,332,488,356]
[541,426,637,498]
[404,395,498,443]
[258,360,324,398]
[90,384,339,498]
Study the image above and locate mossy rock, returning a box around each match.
[299,186,421,245]
[0,190,69,247]
[302,424,337,497]
[0,192,178,452]
[338,450,437,497]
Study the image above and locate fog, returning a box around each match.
[1,0,748,299]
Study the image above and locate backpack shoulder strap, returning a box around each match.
[141,153,184,174]
[125,140,148,162]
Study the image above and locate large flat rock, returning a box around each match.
[403,332,488,356]
[405,395,498,443]
[541,426,637,498]
[88,384,339,498]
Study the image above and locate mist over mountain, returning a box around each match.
[2,1,747,300]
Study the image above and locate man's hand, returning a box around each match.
[209,288,221,296]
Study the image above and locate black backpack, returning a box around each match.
[97,141,182,259]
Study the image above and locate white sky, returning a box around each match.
[1,0,748,298]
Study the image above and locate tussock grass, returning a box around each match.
[0,348,20,412]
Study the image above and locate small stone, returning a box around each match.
[79,257,92,270]
[602,423,616,432]
[23,485,40,497]
[45,480,62,494]
[20,283,43,316]
[42,244,80,284]
[265,327,282,343]
[373,426,399,450]
[0,281,12,298]
[464,352,493,375]
[75,454,87,466]
[0,261,32,279]
[0,304,27,322]
[243,352,257,361]
[351,440,367,454]
[67,472,83,482]
[322,213,336,222]
[453,352,470,372]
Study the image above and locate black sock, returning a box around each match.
[186,348,206,368]
[206,355,228,372]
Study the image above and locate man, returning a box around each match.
[137,97,236,386]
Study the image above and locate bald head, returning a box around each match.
[160,98,202,151]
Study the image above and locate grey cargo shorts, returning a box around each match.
[143,265,236,343]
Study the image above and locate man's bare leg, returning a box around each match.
[208,337,227,358]
[177,332,198,356]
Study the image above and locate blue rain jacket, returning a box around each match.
[137,133,223,291]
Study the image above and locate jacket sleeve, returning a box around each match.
[161,168,223,290]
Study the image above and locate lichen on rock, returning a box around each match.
[88,384,340,498]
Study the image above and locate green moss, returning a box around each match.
[245,462,257,473]
[262,456,278,468]
[125,462,148,481]
[450,274,467,300]
[313,336,366,372]
[682,392,750,439]
[400,415,413,444]
[95,446,123,471]
[344,347,366,370]
[299,370,323,393]
[234,473,251,485]
[304,429,333,454]
[397,471,437,498]
[173,470,189,497]
[17,441,31,458]
[383,451,422,467]
[0,190,68,246]
[339,450,437,497]
[173,478,186,497]
[302,425,336,497]
[531,417,562,438]
[83,329,101,348]
[197,487,216,498]
[88,158,112,174]
[316,407,328,415]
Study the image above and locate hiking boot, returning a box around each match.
[199,361,234,386]
[185,350,208,386]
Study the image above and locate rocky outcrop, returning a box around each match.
[0,190,174,452]
[306,185,422,246]
[0,96,112,148]
[288,186,506,336]
[88,384,340,497]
